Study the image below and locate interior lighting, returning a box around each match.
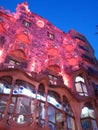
[81,107,89,117]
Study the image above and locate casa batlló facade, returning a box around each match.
[0,2,98,130]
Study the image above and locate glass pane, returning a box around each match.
[13,114,29,124]
[81,107,95,118]
[82,84,88,93]
[67,116,72,129]
[56,110,64,130]
[0,96,8,119]
[16,97,30,114]
[36,101,46,127]
[47,95,62,110]
[13,81,35,98]
[48,105,55,123]
[75,82,82,92]
[81,119,91,130]
[36,102,45,120]
[91,119,97,130]
[0,83,11,94]
[8,97,16,114]
[31,100,34,114]
[63,96,73,116]
[48,123,55,130]
[0,96,7,112]
[75,76,84,83]
[67,116,76,130]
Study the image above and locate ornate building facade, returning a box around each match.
[0,2,98,130]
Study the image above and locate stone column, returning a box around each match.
[61,95,68,130]
[71,102,83,130]
[3,78,16,123]
[32,86,38,125]
[45,87,49,129]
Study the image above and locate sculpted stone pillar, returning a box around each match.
[71,101,82,130]
[45,87,50,130]
[33,86,38,126]
[1,77,15,128]
[61,95,67,130]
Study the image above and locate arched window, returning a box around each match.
[81,103,97,130]
[12,80,35,125]
[75,75,88,96]
[63,96,76,130]
[47,91,63,130]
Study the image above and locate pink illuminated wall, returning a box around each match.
[0,2,96,87]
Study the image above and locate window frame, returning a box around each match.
[75,75,88,96]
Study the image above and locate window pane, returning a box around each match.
[75,76,84,83]
[67,116,76,130]
[81,107,95,118]
[31,100,34,114]
[91,119,97,130]
[0,96,8,119]
[48,105,55,123]
[75,82,82,92]
[13,80,35,98]
[36,101,45,120]
[82,84,88,93]
[0,83,11,94]
[56,110,64,130]
[16,97,30,114]
[67,115,72,129]
[13,114,29,124]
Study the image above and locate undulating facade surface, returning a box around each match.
[0,2,98,130]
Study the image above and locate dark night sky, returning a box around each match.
[0,0,98,59]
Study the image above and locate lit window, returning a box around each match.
[75,76,84,82]
[47,32,54,40]
[75,75,88,96]
[17,115,25,124]
[81,105,95,119]
[48,74,57,85]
